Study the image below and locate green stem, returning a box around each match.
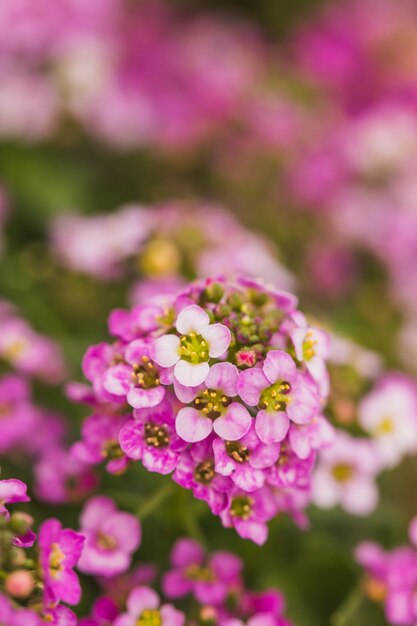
[135,483,175,521]
[332,587,364,626]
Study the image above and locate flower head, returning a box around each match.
[77,496,141,577]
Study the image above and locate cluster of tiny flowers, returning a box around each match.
[50,201,293,291]
[356,515,417,625]
[73,275,332,544]
[80,537,293,626]
[0,475,85,625]
[311,338,417,517]
[0,300,66,384]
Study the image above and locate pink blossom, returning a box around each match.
[77,496,141,577]
[113,586,185,626]
[213,423,280,492]
[163,538,242,605]
[312,431,380,516]
[152,304,231,387]
[39,518,85,606]
[359,374,417,468]
[119,399,186,474]
[238,351,319,444]
[175,362,251,442]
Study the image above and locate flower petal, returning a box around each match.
[176,305,209,335]
[262,350,296,385]
[127,586,159,616]
[175,407,212,442]
[237,368,269,406]
[255,410,290,444]
[127,385,165,409]
[151,335,180,368]
[205,362,238,396]
[103,364,132,396]
[174,360,209,387]
[203,323,231,358]
[214,403,252,441]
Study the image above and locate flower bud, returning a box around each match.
[5,570,34,598]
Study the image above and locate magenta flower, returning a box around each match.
[220,487,277,545]
[356,541,417,626]
[213,423,280,492]
[114,586,185,626]
[175,362,251,442]
[77,496,141,577]
[0,593,39,626]
[152,304,231,387]
[103,340,171,409]
[39,518,85,606]
[0,478,36,548]
[238,351,319,444]
[0,315,66,383]
[79,597,119,626]
[71,412,130,475]
[34,447,98,504]
[163,537,242,605]
[0,478,30,517]
[119,399,186,474]
[173,438,232,514]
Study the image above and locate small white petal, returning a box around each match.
[203,323,231,358]
[174,360,210,387]
[151,335,181,367]
[176,305,209,335]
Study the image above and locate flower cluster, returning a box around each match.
[356,514,417,625]
[73,275,332,544]
[80,536,293,625]
[50,201,293,291]
[0,475,85,625]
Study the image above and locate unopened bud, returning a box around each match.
[5,570,34,598]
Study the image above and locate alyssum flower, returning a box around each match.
[76,275,332,544]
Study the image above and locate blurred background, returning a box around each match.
[1,0,417,624]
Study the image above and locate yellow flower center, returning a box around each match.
[332,463,354,483]
[49,543,65,579]
[137,609,162,626]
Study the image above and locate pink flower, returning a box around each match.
[34,447,98,504]
[152,304,231,387]
[220,487,277,546]
[0,478,30,517]
[213,423,280,492]
[103,340,170,410]
[0,315,66,383]
[0,593,39,626]
[173,438,231,514]
[114,586,185,626]
[175,363,251,442]
[162,538,242,605]
[359,374,417,468]
[119,399,186,474]
[356,540,417,626]
[71,412,129,475]
[39,518,84,606]
[77,496,141,577]
[312,431,380,516]
[238,351,319,444]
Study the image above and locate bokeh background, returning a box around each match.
[1,0,417,624]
